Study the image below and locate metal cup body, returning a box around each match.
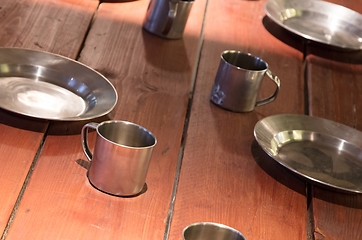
[82,120,156,196]
[210,51,275,112]
[143,0,194,39]
[182,222,246,240]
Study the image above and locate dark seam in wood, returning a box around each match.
[304,40,315,240]
[75,3,101,61]
[303,40,310,116]
[0,2,102,237]
[0,122,52,240]
[307,183,316,240]
[162,1,209,239]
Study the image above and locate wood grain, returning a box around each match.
[0,0,97,236]
[167,0,307,239]
[306,33,362,240]
[307,57,362,239]
[5,0,206,239]
[305,1,362,239]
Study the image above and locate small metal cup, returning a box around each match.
[183,222,246,240]
[143,0,194,39]
[210,50,280,113]
[81,120,157,196]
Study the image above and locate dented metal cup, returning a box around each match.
[210,50,280,113]
[143,0,194,39]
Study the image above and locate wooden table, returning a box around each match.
[0,0,360,239]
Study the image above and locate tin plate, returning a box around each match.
[254,114,362,193]
[0,48,117,121]
[264,0,362,50]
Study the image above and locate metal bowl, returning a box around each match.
[0,48,117,121]
[264,0,362,50]
[254,114,362,193]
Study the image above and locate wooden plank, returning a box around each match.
[306,56,362,129]
[307,54,362,240]
[167,0,307,239]
[0,0,98,58]
[0,0,97,235]
[305,1,362,239]
[312,186,362,240]
[5,0,206,239]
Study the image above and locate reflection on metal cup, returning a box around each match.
[143,0,194,39]
[210,50,280,113]
[183,222,246,240]
[81,120,157,196]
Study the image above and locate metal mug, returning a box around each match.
[81,120,157,196]
[183,222,246,240]
[210,50,281,113]
[143,0,194,39]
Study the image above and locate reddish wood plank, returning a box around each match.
[306,42,362,240]
[168,0,306,239]
[312,187,362,240]
[305,1,362,240]
[0,0,98,58]
[6,0,206,239]
[306,56,362,129]
[0,0,98,235]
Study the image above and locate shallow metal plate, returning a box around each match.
[0,48,117,121]
[254,114,362,193]
[264,0,362,50]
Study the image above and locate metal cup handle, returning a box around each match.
[255,69,280,107]
[162,0,180,35]
[81,122,99,161]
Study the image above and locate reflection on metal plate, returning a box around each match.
[254,114,362,193]
[0,48,117,121]
[264,0,362,50]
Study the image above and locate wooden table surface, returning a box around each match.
[0,0,360,239]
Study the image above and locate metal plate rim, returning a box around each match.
[264,0,362,50]
[254,114,362,194]
[0,47,118,121]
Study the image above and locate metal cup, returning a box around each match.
[210,50,280,113]
[182,222,246,240]
[81,120,157,196]
[143,0,194,39]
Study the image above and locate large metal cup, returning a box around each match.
[143,0,194,39]
[183,222,246,240]
[81,120,157,196]
[210,50,280,113]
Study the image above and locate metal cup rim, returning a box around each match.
[96,120,157,149]
[221,50,269,72]
[182,222,246,240]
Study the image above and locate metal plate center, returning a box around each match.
[0,48,117,121]
[273,131,362,191]
[0,77,86,119]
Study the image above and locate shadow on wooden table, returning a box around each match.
[141,30,192,73]
[0,108,113,135]
[0,100,117,136]
[262,16,305,54]
[48,114,113,135]
[0,109,48,133]
[251,140,307,196]
[312,183,362,209]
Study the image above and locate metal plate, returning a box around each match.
[254,114,362,193]
[264,0,362,50]
[0,48,117,121]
